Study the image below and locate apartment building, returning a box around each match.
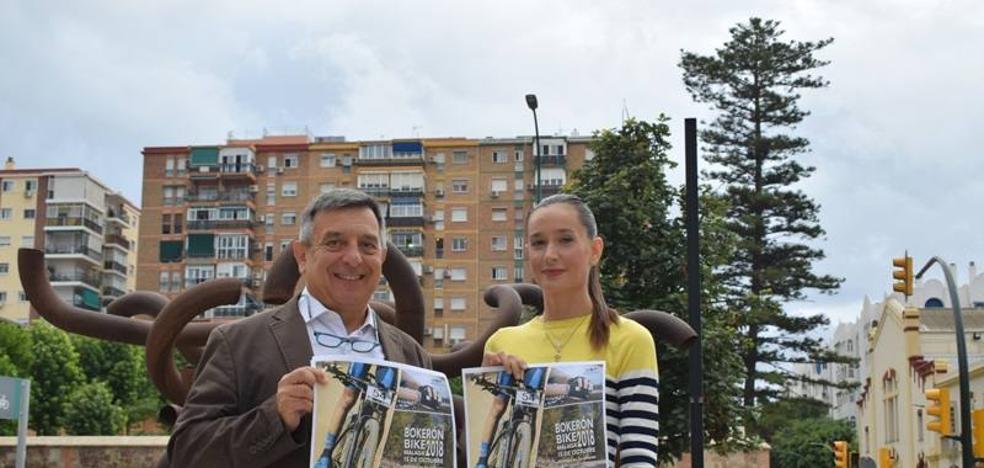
[0,157,140,323]
[138,133,593,349]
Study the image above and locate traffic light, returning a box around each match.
[974,409,984,458]
[833,440,849,468]
[925,387,952,436]
[892,255,913,297]
[879,447,893,467]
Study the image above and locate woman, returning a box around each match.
[481,193,659,467]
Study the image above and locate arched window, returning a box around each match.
[925,297,945,308]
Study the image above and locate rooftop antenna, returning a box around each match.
[621,98,631,124]
[411,125,421,137]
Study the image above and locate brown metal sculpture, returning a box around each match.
[18,241,696,463]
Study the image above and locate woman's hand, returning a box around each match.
[483,351,527,380]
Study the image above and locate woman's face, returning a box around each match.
[526,203,603,294]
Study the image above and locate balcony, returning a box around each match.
[103,260,128,275]
[185,191,255,203]
[45,216,103,234]
[106,210,131,227]
[45,244,103,263]
[395,245,424,258]
[533,155,566,166]
[387,216,425,227]
[389,188,424,198]
[360,187,390,198]
[356,154,424,166]
[528,182,563,197]
[218,163,257,179]
[104,234,131,251]
[51,271,101,290]
[102,285,127,298]
[187,219,255,231]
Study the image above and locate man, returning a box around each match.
[169,188,431,467]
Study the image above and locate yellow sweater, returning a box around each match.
[485,314,660,466]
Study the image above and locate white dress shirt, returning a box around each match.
[298,287,385,360]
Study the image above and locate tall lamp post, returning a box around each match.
[525,94,542,203]
[915,257,974,467]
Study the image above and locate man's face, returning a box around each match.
[293,207,385,315]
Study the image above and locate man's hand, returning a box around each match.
[277,366,328,432]
[482,352,527,380]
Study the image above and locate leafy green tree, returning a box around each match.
[63,381,126,435]
[749,396,828,443]
[0,321,32,376]
[771,417,855,468]
[29,322,85,435]
[680,17,844,406]
[567,117,749,463]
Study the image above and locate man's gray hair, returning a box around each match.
[298,188,387,246]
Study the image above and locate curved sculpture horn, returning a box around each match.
[107,291,206,364]
[623,310,698,350]
[260,242,301,305]
[17,248,215,347]
[146,278,243,405]
[430,285,524,377]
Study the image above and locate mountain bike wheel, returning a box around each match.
[508,421,533,468]
[334,423,359,468]
[354,418,380,468]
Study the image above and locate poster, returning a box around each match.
[462,361,607,468]
[310,355,456,468]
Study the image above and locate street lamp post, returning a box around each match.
[916,257,974,467]
[525,94,542,203]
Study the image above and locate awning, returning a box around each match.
[187,234,215,258]
[392,141,422,153]
[189,147,219,167]
[79,288,101,310]
[159,240,183,262]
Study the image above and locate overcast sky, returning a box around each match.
[3,0,982,333]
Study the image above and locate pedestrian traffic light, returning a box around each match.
[833,440,849,468]
[974,409,984,458]
[925,387,952,435]
[892,256,913,297]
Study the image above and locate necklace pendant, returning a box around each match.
[554,353,561,362]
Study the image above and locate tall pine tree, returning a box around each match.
[679,18,842,406]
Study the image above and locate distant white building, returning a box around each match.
[786,261,984,427]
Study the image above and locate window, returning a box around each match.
[18,291,27,302]
[883,373,899,443]
[491,208,507,222]
[217,235,249,260]
[2,180,14,191]
[390,171,424,192]
[492,267,507,281]
[450,297,466,311]
[434,297,444,311]
[451,238,468,252]
[266,182,276,206]
[159,272,170,292]
[25,180,36,192]
[174,214,183,234]
[280,239,292,253]
[491,236,507,251]
[21,236,34,248]
[360,144,392,160]
[0,208,11,220]
[491,178,508,195]
[320,153,336,167]
[282,181,298,197]
[171,272,182,292]
[265,243,274,261]
[492,151,507,163]
[281,212,297,225]
[0,292,6,303]
[451,179,468,193]
[514,266,524,282]
[358,173,389,192]
[449,327,466,345]
[162,214,172,234]
[434,268,445,289]
[176,158,187,175]
[390,201,423,218]
[0,236,10,246]
[452,151,467,164]
[159,240,183,262]
[0,263,8,275]
[514,234,524,259]
[185,266,215,287]
[451,208,467,222]
[267,156,277,171]
[514,179,524,192]
[283,154,299,168]
[320,183,336,193]
[514,149,524,161]
[541,167,566,186]
[265,214,274,226]
[23,209,35,219]
[449,268,466,281]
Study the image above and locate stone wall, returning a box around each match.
[0,436,167,468]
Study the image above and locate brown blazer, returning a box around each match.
[168,296,431,468]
